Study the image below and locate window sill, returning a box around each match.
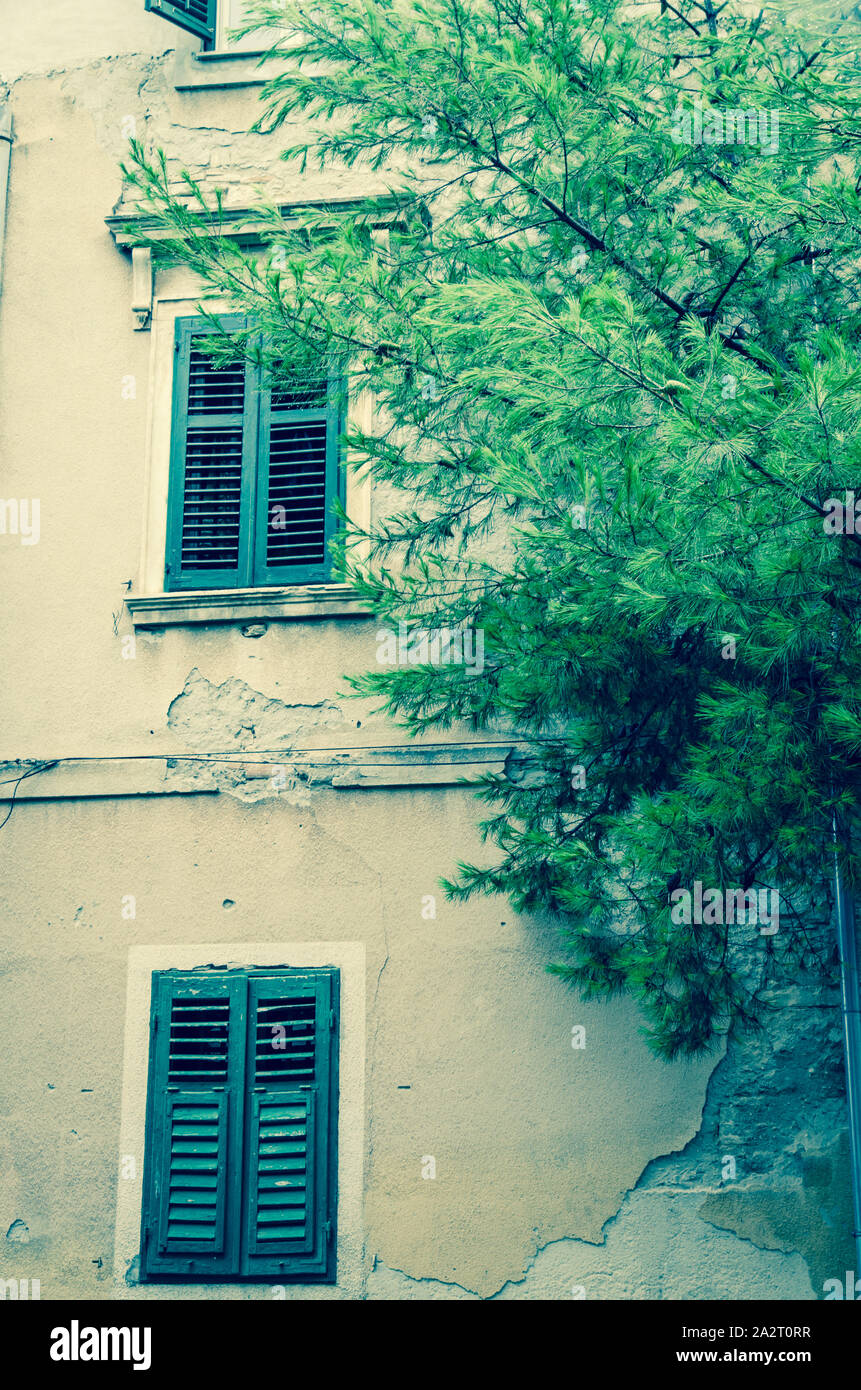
[126,584,370,628]
[173,47,281,90]
[194,49,271,61]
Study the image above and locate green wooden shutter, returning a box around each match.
[140,967,339,1283]
[253,375,344,586]
[140,973,246,1279]
[241,970,338,1279]
[166,319,344,592]
[165,316,258,591]
[145,0,216,44]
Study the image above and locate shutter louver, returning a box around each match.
[242,973,336,1278]
[256,377,341,585]
[247,1091,315,1253]
[266,418,328,570]
[141,975,245,1279]
[167,317,256,590]
[157,1090,228,1249]
[145,0,216,43]
[181,350,245,573]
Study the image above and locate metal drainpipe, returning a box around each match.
[0,104,12,297]
[833,815,861,1282]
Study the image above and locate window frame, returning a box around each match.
[216,0,272,52]
[164,314,346,594]
[139,965,340,1284]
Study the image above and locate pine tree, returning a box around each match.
[124,0,861,1055]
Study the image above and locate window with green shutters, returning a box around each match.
[166,315,345,591]
[145,0,217,44]
[140,967,339,1283]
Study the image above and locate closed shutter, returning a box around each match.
[254,378,344,586]
[141,974,246,1278]
[242,972,336,1278]
[145,0,216,44]
[166,316,257,591]
[140,968,338,1282]
[165,317,343,592]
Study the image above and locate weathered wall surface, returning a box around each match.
[0,0,853,1300]
[0,787,720,1300]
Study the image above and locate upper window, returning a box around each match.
[140,966,339,1282]
[146,0,271,50]
[166,316,344,592]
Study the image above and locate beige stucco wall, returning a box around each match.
[0,0,848,1300]
[0,787,734,1299]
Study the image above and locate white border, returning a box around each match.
[113,942,366,1300]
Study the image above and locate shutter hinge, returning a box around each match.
[324,1220,333,1244]
[328,1009,336,1031]
[153,1013,159,1035]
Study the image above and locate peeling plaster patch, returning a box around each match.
[489,1190,815,1300]
[367,970,848,1297]
[368,1190,814,1300]
[697,1130,853,1296]
[634,983,853,1291]
[168,668,344,747]
[164,668,346,804]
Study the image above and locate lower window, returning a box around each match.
[140,966,339,1282]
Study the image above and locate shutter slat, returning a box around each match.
[246,1091,315,1253]
[158,1091,228,1250]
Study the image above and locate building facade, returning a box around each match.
[0,0,853,1300]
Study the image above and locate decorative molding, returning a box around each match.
[131,246,153,330]
[105,196,402,252]
[0,759,218,801]
[0,743,514,801]
[125,583,371,627]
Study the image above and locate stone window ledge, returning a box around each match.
[126,584,370,628]
[173,48,282,90]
